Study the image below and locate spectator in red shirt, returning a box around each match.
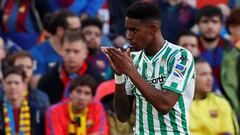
[46,75,108,135]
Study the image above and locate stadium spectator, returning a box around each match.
[30,10,81,88]
[81,17,109,78]
[46,75,108,135]
[0,0,51,50]
[0,67,46,135]
[190,58,239,135]
[155,0,196,43]
[37,30,103,104]
[0,51,50,108]
[177,31,200,57]
[48,0,105,17]
[95,79,134,135]
[196,5,240,116]
[226,8,240,49]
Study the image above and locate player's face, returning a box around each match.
[3,74,26,102]
[178,36,199,57]
[62,40,88,70]
[195,62,213,94]
[125,17,153,51]
[82,26,102,50]
[198,16,222,41]
[69,85,93,112]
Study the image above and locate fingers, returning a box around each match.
[107,48,124,61]
[126,48,131,57]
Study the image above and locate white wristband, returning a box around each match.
[114,74,125,84]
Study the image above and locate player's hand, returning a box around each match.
[102,47,136,76]
[101,47,123,75]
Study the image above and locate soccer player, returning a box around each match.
[101,1,196,134]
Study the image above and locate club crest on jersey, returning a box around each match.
[173,64,186,78]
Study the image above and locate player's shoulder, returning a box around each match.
[167,41,190,53]
[166,41,193,59]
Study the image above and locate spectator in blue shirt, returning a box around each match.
[48,0,105,17]
[30,10,81,88]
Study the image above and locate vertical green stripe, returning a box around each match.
[138,97,144,135]
[158,47,172,64]
[147,103,155,135]
[142,59,148,80]
[138,60,148,135]
[182,61,194,91]
[169,109,180,135]
[167,50,179,67]
[158,114,167,135]
[135,51,144,69]
[168,57,176,73]
[131,54,136,59]
[158,60,167,135]
[178,96,188,135]
[147,59,158,135]
[152,42,168,62]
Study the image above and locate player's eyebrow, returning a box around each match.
[125,27,137,31]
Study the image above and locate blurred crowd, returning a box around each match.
[0,0,240,134]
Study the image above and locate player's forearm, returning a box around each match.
[127,70,178,115]
[114,83,133,122]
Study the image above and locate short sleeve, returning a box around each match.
[163,49,195,94]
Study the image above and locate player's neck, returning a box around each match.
[144,35,165,56]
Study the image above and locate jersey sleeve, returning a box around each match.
[162,49,195,94]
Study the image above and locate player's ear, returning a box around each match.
[149,24,159,35]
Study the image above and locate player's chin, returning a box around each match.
[130,46,141,52]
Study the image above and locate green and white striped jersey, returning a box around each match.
[125,41,196,135]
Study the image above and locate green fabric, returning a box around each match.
[221,47,240,115]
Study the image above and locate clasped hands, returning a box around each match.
[101,47,136,76]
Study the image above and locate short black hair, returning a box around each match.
[81,17,103,31]
[61,30,86,45]
[3,66,26,81]
[177,30,197,42]
[68,75,98,96]
[48,10,76,35]
[126,1,161,23]
[196,5,223,23]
